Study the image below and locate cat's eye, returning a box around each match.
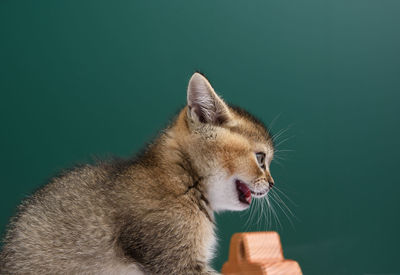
[256,152,266,169]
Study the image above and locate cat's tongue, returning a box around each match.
[236,180,252,205]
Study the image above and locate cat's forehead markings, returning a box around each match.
[228,117,272,145]
[229,126,267,144]
[229,106,272,140]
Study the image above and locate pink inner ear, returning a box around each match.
[187,73,229,125]
[191,104,209,124]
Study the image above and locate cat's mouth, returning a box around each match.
[235,179,269,205]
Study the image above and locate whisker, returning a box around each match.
[271,126,292,144]
[274,149,295,153]
[274,155,287,161]
[271,124,293,142]
[271,159,284,168]
[274,135,295,148]
[270,190,296,218]
[269,193,296,230]
[243,198,256,231]
[262,197,270,230]
[246,199,257,230]
[259,196,265,230]
[266,196,272,229]
[268,113,282,131]
[274,149,295,160]
[267,197,272,230]
[273,186,298,207]
[268,196,282,230]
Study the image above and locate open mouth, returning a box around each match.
[235,179,269,205]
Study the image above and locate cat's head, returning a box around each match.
[183,72,274,212]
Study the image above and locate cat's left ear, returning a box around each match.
[187,73,232,125]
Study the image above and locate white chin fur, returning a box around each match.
[206,174,250,212]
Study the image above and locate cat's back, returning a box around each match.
[0,163,130,274]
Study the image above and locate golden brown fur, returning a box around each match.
[0,73,274,274]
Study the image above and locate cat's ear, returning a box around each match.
[187,73,232,125]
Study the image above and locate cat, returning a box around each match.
[0,72,275,274]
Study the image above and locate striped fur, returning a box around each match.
[0,73,274,274]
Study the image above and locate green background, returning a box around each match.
[1,1,399,274]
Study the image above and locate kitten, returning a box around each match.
[0,73,275,274]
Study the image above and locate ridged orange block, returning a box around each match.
[221,232,302,275]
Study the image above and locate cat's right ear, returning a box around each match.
[187,72,232,125]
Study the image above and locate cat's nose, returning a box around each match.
[267,175,275,188]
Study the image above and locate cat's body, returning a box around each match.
[0,73,274,274]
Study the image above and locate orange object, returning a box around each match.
[221,232,302,275]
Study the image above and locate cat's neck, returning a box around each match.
[132,109,214,221]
